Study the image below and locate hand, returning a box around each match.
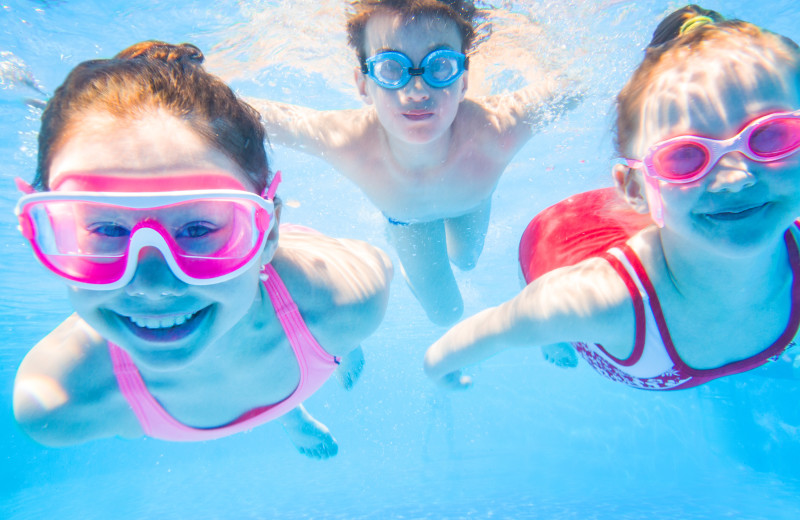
[436,370,473,391]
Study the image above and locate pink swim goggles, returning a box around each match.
[15,171,281,290]
[624,109,800,226]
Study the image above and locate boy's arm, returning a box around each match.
[424,257,632,388]
[245,97,368,160]
[475,75,582,151]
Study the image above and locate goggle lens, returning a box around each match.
[426,54,459,84]
[373,59,404,87]
[18,192,273,288]
[749,117,800,158]
[652,142,709,180]
[27,198,261,258]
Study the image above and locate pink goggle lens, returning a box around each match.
[749,117,800,158]
[22,197,270,286]
[652,142,710,180]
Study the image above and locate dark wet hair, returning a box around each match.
[346,0,480,64]
[35,40,270,193]
[614,5,800,155]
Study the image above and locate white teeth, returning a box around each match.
[129,311,197,329]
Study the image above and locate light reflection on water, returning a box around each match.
[1,1,800,518]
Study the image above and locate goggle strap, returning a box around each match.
[644,175,664,228]
[624,159,643,169]
[15,177,35,195]
[264,170,282,200]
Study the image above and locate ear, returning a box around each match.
[260,200,282,266]
[612,163,649,214]
[354,66,373,105]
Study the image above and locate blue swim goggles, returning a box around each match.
[361,49,468,90]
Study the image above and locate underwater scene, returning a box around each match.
[2,0,800,518]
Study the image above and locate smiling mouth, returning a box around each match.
[118,307,209,343]
[705,203,769,221]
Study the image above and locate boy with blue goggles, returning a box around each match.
[247,0,579,327]
[361,48,468,89]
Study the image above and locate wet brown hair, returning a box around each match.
[35,40,270,193]
[346,0,479,64]
[615,5,800,156]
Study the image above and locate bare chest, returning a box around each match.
[350,147,507,221]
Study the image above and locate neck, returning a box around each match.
[382,126,453,172]
[657,229,793,307]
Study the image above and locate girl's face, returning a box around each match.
[48,111,269,370]
[356,11,468,146]
[631,57,800,255]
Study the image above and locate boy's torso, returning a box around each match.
[335,100,530,222]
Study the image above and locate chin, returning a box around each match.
[401,126,450,145]
[123,340,208,372]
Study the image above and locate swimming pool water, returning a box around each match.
[2,1,800,518]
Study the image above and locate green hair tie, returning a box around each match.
[679,15,714,35]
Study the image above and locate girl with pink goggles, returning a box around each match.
[15,171,281,290]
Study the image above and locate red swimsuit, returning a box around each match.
[519,188,799,390]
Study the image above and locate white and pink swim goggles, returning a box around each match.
[625,109,800,183]
[15,171,281,290]
[623,109,800,226]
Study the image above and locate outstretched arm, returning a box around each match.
[423,303,519,389]
[13,314,138,445]
[474,74,583,154]
[245,97,370,161]
[424,257,633,389]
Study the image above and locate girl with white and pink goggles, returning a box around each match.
[13,41,393,456]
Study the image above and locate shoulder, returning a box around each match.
[269,228,393,355]
[512,255,637,349]
[13,314,138,446]
[456,96,533,155]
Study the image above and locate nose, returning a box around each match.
[125,247,188,299]
[706,152,757,193]
[403,75,430,102]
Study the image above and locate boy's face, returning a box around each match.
[356,10,468,146]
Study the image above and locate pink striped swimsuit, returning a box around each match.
[108,263,340,441]
[573,232,800,390]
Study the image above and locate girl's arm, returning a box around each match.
[13,314,138,445]
[424,257,634,388]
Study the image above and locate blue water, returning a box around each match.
[2,1,800,518]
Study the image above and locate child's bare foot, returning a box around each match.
[335,345,365,390]
[280,405,338,459]
[542,343,578,368]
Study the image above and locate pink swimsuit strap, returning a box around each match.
[109,263,339,441]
